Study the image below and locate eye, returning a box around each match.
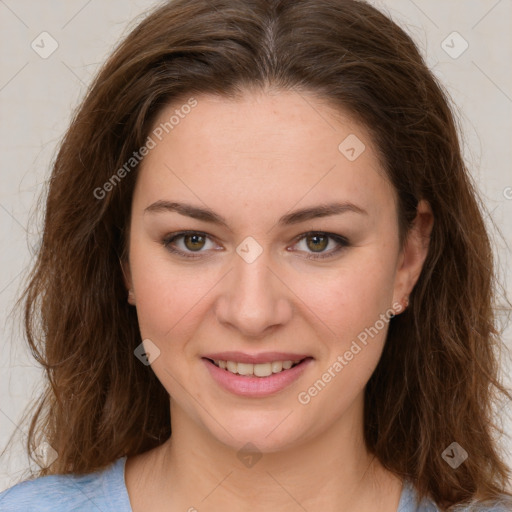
[162,231,220,259]
[290,231,349,260]
[162,230,349,261]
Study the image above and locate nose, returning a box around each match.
[214,246,293,338]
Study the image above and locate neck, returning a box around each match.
[128,393,403,512]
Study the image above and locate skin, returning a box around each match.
[122,89,434,512]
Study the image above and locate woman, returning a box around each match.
[0,0,510,510]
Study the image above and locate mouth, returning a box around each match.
[202,357,311,378]
[202,356,314,397]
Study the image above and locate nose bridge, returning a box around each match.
[216,240,291,337]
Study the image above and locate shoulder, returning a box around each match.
[450,499,512,512]
[0,457,132,512]
[398,480,512,512]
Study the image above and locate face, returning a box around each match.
[123,89,431,453]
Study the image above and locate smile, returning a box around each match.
[208,358,304,377]
[202,357,314,397]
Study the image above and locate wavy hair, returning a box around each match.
[6,0,511,509]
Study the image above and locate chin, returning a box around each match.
[206,412,311,455]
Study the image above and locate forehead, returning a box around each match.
[134,90,396,224]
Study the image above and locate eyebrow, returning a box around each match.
[144,200,368,227]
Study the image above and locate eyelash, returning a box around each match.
[162,230,349,260]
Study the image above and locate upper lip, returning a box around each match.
[202,351,312,364]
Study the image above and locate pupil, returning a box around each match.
[185,234,205,251]
[307,234,327,252]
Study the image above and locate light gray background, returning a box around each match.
[1,0,511,491]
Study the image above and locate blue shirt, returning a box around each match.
[0,456,508,511]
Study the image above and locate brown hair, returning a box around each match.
[6,0,511,509]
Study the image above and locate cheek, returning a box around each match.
[296,248,397,393]
[296,248,398,341]
[128,240,212,343]
[294,254,397,416]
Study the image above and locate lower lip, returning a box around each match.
[202,357,313,398]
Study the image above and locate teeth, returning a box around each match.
[212,359,303,377]
[271,361,282,373]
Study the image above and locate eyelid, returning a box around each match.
[162,230,221,259]
[290,231,349,260]
[162,230,349,260]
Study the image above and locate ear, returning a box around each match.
[392,199,433,314]
[120,257,136,306]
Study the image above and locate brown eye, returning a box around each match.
[163,231,221,259]
[305,233,329,252]
[291,231,349,260]
[184,233,206,251]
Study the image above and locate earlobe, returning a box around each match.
[127,289,136,305]
[403,199,433,276]
[120,257,136,305]
[393,200,434,312]
[396,295,409,313]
